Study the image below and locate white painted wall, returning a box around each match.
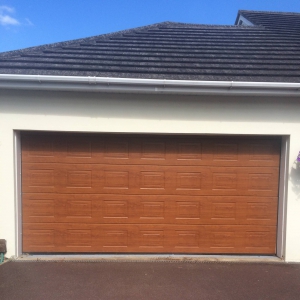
[1,89,300,261]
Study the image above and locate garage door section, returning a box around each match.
[22,133,280,254]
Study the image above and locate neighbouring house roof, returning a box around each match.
[0,10,300,82]
[237,10,300,34]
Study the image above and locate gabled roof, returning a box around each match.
[237,10,300,35]
[1,11,300,83]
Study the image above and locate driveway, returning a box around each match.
[1,260,300,300]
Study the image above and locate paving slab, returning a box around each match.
[1,260,300,300]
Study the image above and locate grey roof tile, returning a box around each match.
[1,12,300,82]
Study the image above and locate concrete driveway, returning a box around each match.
[1,260,300,300]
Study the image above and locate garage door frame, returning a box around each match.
[277,135,289,259]
[13,131,289,258]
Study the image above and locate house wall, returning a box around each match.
[1,89,300,261]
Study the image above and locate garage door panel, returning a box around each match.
[22,134,280,167]
[211,166,279,197]
[23,194,278,227]
[22,133,280,254]
[204,225,276,254]
[209,138,280,167]
[22,163,57,193]
[23,223,276,254]
[22,135,56,163]
[208,196,278,226]
[56,164,94,191]
[22,135,74,164]
[23,193,56,223]
[244,198,278,223]
[23,193,98,223]
[30,164,279,196]
[245,139,281,165]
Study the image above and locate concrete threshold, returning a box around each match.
[13,254,283,263]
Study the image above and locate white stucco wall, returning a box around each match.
[1,89,300,261]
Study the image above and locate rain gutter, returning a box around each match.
[1,74,300,97]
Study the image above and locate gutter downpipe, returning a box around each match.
[0,74,300,96]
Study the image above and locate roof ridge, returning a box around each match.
[0,21,263,58]
[157,22,261,29]
[155,23,263,30]
[239,9,300,16]
[0,21,173,58]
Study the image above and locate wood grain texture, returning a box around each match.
[22,133,281,254]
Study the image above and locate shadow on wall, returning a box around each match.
[1,89,300,123]
[290,155,300,200]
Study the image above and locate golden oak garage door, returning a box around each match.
[22,133,280,254]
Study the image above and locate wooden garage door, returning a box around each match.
[22,133,280,254]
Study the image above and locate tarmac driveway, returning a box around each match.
[1,260,300,300]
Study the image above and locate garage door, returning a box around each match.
[22,133,280,254]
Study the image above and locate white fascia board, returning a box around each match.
[0,74,300,97]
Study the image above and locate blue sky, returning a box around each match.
[1,0,300,52]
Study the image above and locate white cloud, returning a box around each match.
[0,6,15,13]
[0,14,20,25]
[0,6,20,26]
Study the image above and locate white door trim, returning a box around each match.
[276,136,289,259]
[14,130,22,258]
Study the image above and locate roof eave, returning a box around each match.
[0,74,300,97]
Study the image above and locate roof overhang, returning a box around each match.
[1,74,300,97]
